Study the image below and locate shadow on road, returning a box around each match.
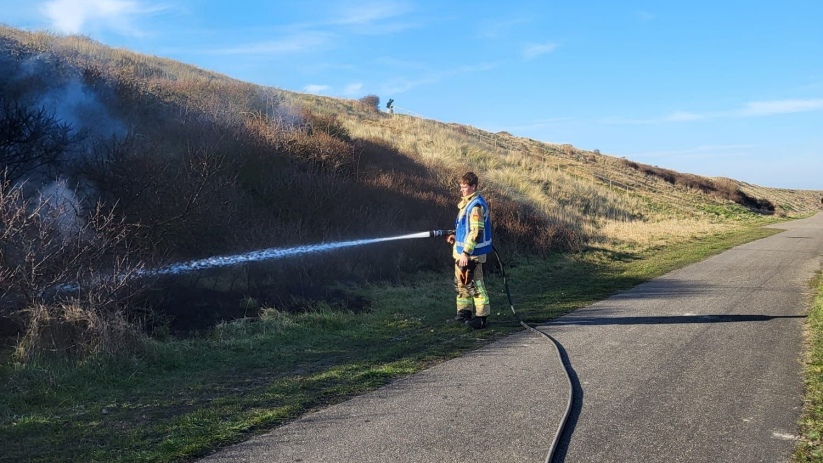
[545,312,806,461]
[548,314,806,326]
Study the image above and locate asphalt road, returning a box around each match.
[201,213,823,463]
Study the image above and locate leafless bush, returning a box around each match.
[77,135,238,254]
[281,130,357,174]
[358,95,380,112]
[488,193,583,255]
[0,98,79,182]
[0,172,147,361]
[299,108,350,141]
[714,178,775,212]
[618,158,639,169]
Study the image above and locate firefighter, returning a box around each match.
[446,172,492,329]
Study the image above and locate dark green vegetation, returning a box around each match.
[0,224,783,462]
[796,272,823,462]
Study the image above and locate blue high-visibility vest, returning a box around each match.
[455,194,492,256]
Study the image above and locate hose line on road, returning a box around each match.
[492,247,573,463]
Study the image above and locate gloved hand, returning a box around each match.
[446,234,455,245]
[456,257,476,284]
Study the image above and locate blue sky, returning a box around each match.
[3,0,822,189]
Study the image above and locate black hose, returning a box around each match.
[491,246,573,463]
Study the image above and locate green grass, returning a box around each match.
[697,203,760,220]
[795,271,823,462]
[0,222,785,462]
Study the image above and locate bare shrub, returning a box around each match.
[358,95,380,112]
[451,125,469,136]
[0,98,79,182]
[299,108,350,141]
[0,173,147,361]
[487,192,582,255]
[77,134,239,254]
[282,130,357,174]
[714,178,775,212]
[618,158,639,170]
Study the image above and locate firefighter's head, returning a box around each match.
[459,172,478,196]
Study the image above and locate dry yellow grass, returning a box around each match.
[328,109,810,251]
[597,218,731,249]
[3,24,820,255]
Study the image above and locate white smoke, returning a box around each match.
[8,54,128,140]
[40,77,127,138]
[17,53,50,79]
[38,178,83,241]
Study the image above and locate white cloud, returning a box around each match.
[381,76,437,95]
[208,32,333,55]
[608,98,823,125]
[637,10,656,21]
[40,0,167,36]
[494,117,573,132]
[477,18,532,38]
[600,116,659,125]
[327,0,418,35]
[271,1,416,36]
[200,1,413,55]
[177,1,413,57]
[348,21,420,35]
[375,57,428,70]
[663,111,706,122]
[380,62,497,95]
[441,62,494,76]
[523,42,558,60]
[303,84,331,94]
[627,144,759,159]
[333,0,412,25]
[343,83,363,96]
[734,99,823,117]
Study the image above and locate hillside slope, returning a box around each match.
[3,25,823,463]
[1,25,821,334]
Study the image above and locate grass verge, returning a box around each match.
[795,271,823,462]
[0,223,784,462]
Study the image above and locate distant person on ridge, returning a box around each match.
[446,172,493,329]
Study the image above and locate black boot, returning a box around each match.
[465,316,487,329]
[454,309,473,322]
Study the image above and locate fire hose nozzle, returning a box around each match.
[429,229,455,238]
